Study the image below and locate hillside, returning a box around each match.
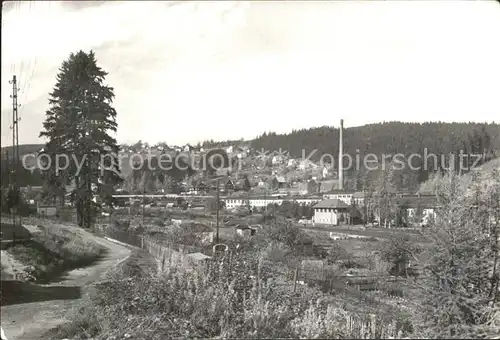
[419,157,500,193]
[1,144,44,159]
[3,121,499,191]
[251,122,500,161]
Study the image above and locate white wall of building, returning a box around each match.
[407,208,436,225]
[224,197,322,210]
[313,208,339,225]
[38,206,57,216]
[323,193,353,205]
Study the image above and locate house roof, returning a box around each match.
[318,180,339,193]
[235,225,252,230]
[20,186,43,193]
[325,189,356,195]
[199,176,232,186]
[353,191,366,198]
[185,252,211,261]
[313,199,350,209]
[235,178,248,186]
[374,195,438,209]
[394,195,438,208]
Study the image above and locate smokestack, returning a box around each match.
[338,119,344,191]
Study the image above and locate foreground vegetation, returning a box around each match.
[49,168,500,339]
[51,254,408,339]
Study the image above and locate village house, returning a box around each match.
[299,159,318,170]
[397,195,438,226]
[323,190,356,205]
[364,193,439,227]
[235,178,251,191]
[37,200,58,217]
[312,199,351,226]
[235,225,257,237]
[272,154,285,165]
[184,252,212,268]
[234,146,248,159]
[271,175,288,189]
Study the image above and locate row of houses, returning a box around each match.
[221,190,439,227]
[195,175,327,194]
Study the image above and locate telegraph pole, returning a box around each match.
[9,75,20,226]
[216,178,220,244]
[142,172,148,227]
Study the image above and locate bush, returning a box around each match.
[379,236,421,277]
[258,219,313,256]
[153,218,165,227]
[54,257,405,340]
[111,219,130,231]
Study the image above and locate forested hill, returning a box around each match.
[251,122,500,161]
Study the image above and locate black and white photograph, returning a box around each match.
[1,1,500,339]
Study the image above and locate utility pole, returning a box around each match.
[9,75,20,226]
[142,172,148,227]
[4,150,10,212]
[293,267,299,293]
[216,178,220,244]
[264,185,267,223]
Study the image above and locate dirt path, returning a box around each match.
[0,227,131,340]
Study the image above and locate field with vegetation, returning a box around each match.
[44,166,500,339]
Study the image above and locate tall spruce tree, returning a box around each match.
[39,50,122,228]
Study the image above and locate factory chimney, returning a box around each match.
[338,119,344,191]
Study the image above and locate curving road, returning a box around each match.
[0,226,131,340]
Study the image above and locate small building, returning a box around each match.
[235,178,251,191]
[184,252,212,268]
[323,190,356,205]
[272,155,285,165]
[322,166,328,178]
[235,225,256,237]
[224,178,235,191]
[399,195,438,226]
[225,198,248,210]
[312,199,351,226]
[37,202,58,217]
[272,176,287,189]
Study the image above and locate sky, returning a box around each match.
[1,0,500,147]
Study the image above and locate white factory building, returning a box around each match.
[223,196,322,210]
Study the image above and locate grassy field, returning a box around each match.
[301,224,429,243]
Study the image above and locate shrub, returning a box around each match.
[55,258,404,340]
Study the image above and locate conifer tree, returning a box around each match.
[415,169,500,338]
[39,50,122,227]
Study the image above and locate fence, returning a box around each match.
[97,224,207,272]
